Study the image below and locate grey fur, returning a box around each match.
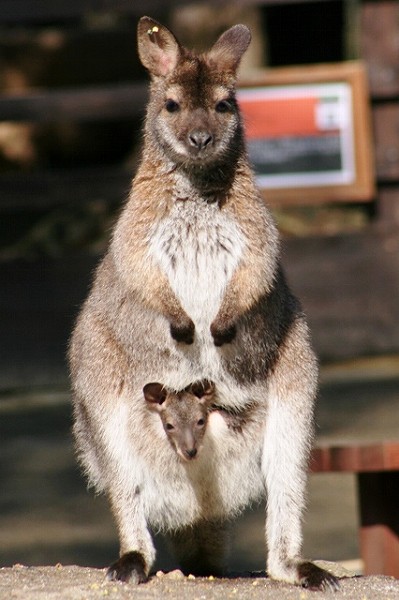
[69,16,339,592]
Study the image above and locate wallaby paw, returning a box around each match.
[297,561,340,592]
[106,551,148,584]
[170,321,195,344]
[210,322,236,346]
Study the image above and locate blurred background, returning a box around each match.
[0,0,398,576]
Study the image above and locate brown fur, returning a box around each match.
[143,381,214,461]
[69,17,339,591]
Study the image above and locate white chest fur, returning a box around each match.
[149,199,245,332]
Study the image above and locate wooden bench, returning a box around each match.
[311,441,399,577]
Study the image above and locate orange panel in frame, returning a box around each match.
[241,96,320,139]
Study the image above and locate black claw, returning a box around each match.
[298,561,340,592]
[211,324,236,346]
[106,551,148,584]
[170,322,195,344]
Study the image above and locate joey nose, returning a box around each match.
[188,130,213,151]
[185,448,197,459]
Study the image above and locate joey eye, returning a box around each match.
[165,423,174,431]
[197,418,205,427]
[165,99,180,113]
[215,99,231,113]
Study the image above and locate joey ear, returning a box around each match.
[190,380,215,400]
[137,16,181,77]
[208,24,251,74]
[143,383,167,407]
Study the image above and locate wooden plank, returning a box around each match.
[0,0,340,24]
[0,255,95,388]
[283,228,399,361]
[311,442,399,473]
[373,103,399,181]
[0,167,132,210]
[360,1,399,98]
[0,0,153,23]
[358,471,399,577]
[0,83,148,122]
[378,187,399,228]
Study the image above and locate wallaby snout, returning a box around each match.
[188,129,213,152]
[185,447,198,460]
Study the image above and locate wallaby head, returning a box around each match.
[137,16,251,181]
[143,380,215,461]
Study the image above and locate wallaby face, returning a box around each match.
[137,17,250,174]
[143,381,214,461]
[70,15,339,593]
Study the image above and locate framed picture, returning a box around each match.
[238,61,375,205]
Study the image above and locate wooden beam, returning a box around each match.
[0,167,132,210]
[359,471,399,577]
[361,1,399,99]
[282,227,399,360]
[0,84,148,122]
[311,442,399,473]
[373,103,399,181]
[0,0,346,24]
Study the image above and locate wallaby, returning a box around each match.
[143,380,214,461]
[69,16,339,591]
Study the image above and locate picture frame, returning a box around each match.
[238,61,375,205]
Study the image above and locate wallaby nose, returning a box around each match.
[188,130,213,151]
[185,448,198,459]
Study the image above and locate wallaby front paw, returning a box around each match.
[297,561,340,592]
[170,320,195,344]
[106,551,148,584]
[210,321,236,346]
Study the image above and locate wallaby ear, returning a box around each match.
[137,16,181,77]
[208,24,251,74]
[190,380,215,401]
[143,383,167,408]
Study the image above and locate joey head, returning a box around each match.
[143,380,214,461]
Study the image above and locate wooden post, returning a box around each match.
[358,471,399,577]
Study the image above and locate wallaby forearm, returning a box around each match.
[110,232,194,343]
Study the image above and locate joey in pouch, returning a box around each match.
[143,380,214,461]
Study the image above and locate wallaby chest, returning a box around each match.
[149,198,245,329]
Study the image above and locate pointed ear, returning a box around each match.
[190,380,215,402]
[137,16,181,77]
[143,383,167,409]
[208,24,251,74]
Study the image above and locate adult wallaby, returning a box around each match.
[143,380,214,461]
[69,16,339,591]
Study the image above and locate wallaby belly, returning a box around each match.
[148,200,246,387]
[149,201,244,333]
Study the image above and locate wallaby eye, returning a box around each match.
[215,99,231,113]
[165,423,174,431]
[165,99,180,113]
[197,418,205,427]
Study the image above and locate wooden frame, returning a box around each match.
[238,61,375,205]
